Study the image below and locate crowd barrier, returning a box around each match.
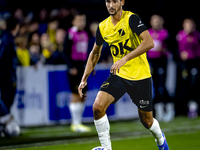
[11,64,139,126]
[11,56,176,126]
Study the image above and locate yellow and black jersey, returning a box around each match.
[96,11,151,81]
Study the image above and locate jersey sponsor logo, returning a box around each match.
[110,38,133,57]
[118,29,126,36]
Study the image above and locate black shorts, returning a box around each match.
[67,61,87,94]
[99,74,153,111]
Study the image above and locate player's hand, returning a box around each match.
[78,81,87,98]
[110,58,127,75]
[180,51,188,61]
[69,67,78,76]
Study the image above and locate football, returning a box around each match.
[5,121,20,137]
[92,146,108,150]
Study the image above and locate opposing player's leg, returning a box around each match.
[0,85,20,137]
[93,91,115,150]
[68,71,90,132]
[138,109,169,150]
[69,93,91,132]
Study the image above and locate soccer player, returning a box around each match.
[64,13,91,132]
[0,16,20,136]
[78,0,169,150]
[148,15,174,122]
[176,18,200,117]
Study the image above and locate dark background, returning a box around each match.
[0,0,198,116]
[0,0,199,46]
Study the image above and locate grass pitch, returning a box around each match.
[1,117,200,150]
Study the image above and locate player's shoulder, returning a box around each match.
[99,11,136,28]
[124,11,135,17]
[128,12,141,22]
[126,11,144,28]
[121,11,139,22]
[99,16,110,29]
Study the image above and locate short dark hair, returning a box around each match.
[6,16,19,31]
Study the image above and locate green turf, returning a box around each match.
[13,132,200,150]
[2,117,200,150]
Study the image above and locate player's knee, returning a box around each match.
[140,118,153,129]
[93,102,104,117]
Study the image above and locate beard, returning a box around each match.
[108,6,121,16]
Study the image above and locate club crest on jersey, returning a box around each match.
[118,29,125,36]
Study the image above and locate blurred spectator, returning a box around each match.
[56,28,66,52]
[88,21,111,64]
[58,7,71,31]
[29,43,41,65]
[27,20,39,40]
[41,38,56,64]
[14,8,24,24]
[49,9,59,19]
[0,19,6,39]
[18,23,28,37]
[0,11,11,20]
[47,17,59,47]
[29,32,40,45]
[44,28,71,65]
[40,33,51,61]
[38,8,48,35]
[88,21,98,55]
[40,33,50,48]
[24,12,34,24]
[15,36,30,66]
[63,13,91,132]
[0,16,20,134]
[148,15,174,122]
[176,18,200,117]
[0,19,6,31]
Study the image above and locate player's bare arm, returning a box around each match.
[110,30,154,75]
[78,44,103,97]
